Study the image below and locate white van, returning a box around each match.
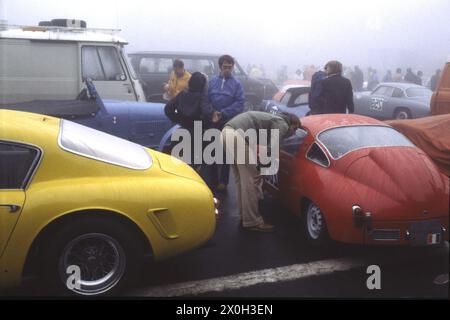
[0,19,145,103]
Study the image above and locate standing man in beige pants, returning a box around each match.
[221,111,300,232]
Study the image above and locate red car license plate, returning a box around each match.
[427,233,441,245]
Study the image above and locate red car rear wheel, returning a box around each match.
[303,201,330,246]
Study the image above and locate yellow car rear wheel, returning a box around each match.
[42,216,144,296]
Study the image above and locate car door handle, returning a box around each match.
[123,84,133,94]
[0,204,21,213]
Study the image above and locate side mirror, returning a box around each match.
[115,73,126,81]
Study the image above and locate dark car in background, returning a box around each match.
[254,77,279,101]
[129,51,276,109]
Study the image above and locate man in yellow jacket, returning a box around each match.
[164,59,191,100]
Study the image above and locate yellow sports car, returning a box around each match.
[0,110,216,296]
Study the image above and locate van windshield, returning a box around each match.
[182,59,217,76]
[82,46,126,81]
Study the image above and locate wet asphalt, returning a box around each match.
[3,177,449,299]
[132,180,449,299]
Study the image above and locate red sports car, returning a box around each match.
[265,114,449,246]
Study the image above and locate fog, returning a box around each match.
[2,0,450,78]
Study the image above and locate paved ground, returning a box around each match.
[127,186,449,298]
[3,181,449,298]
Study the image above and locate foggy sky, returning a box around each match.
[2,0,450,78]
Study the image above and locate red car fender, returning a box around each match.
[299,165,365,243]
[291,151,365,244]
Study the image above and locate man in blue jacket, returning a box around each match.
[205,54,245,192]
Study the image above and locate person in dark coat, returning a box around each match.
[308,69,327,114]
[404,68,416,83]
[415,71,423,86]
[352,65,364,91]
[319,60,354,114]
[367,68,379,91]
[164,72,213,165]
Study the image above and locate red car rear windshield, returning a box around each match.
[317,125,415,159]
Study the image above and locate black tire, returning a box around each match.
[42,216,143,296]
[394,108,412,120]
[302,201,330,246]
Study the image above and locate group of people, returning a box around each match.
[163,55,300,233]
[276,65,317,83]
[161,56,439,233]
[389,68,423,85]
[272,63,440,93]
[163,55,243,191]
[348,66,441,91]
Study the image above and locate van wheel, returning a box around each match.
[394,108,412,120]
[43,217,142,296]
[302,201,330,246]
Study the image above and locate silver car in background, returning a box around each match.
[354,82,432,120]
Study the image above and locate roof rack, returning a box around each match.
[0,23,126,44]
[4,24,121,35]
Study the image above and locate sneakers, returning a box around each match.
[243,223,275,233]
